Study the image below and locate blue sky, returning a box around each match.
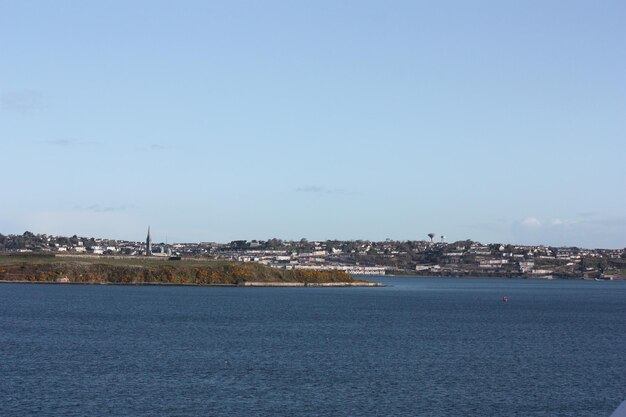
[1,0,625,248]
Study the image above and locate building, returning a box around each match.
[146,226,152,256]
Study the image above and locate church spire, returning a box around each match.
[146,226,152,256]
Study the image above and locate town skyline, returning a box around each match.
[2,228,624,251]
[2,209,624,249]
[2,229,624,280]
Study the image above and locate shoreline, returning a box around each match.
[0,280,382,287]
[381,273,623,281]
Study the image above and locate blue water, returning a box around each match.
[1,277,625,417]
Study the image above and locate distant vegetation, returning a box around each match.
[0,256,358,286]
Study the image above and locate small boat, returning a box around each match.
[502,296,509,303]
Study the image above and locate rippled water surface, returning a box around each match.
[1,277,625,417]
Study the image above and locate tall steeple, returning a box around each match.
[146,226,152,256]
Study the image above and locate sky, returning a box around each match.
[1,0,625,248]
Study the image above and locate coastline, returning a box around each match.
[0,279,382,287]
[383,272,625,280]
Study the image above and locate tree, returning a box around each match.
[265,238,283,249]
[229,240,249,250]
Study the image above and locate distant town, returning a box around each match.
[1,230,625,280]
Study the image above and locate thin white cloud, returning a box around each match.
[578,211,599,218]
[133,143,170,151]
[295,185,325,193]
[521,217,541,227]
[511,215,626,248]
[1,89,44,112]
[76,204,134,213]
[40,139,101,147]
[295,185,352,195]
[43,139,72,146]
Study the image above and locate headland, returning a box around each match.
[0,255,379,287]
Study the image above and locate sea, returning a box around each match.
[1,277,625,417]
